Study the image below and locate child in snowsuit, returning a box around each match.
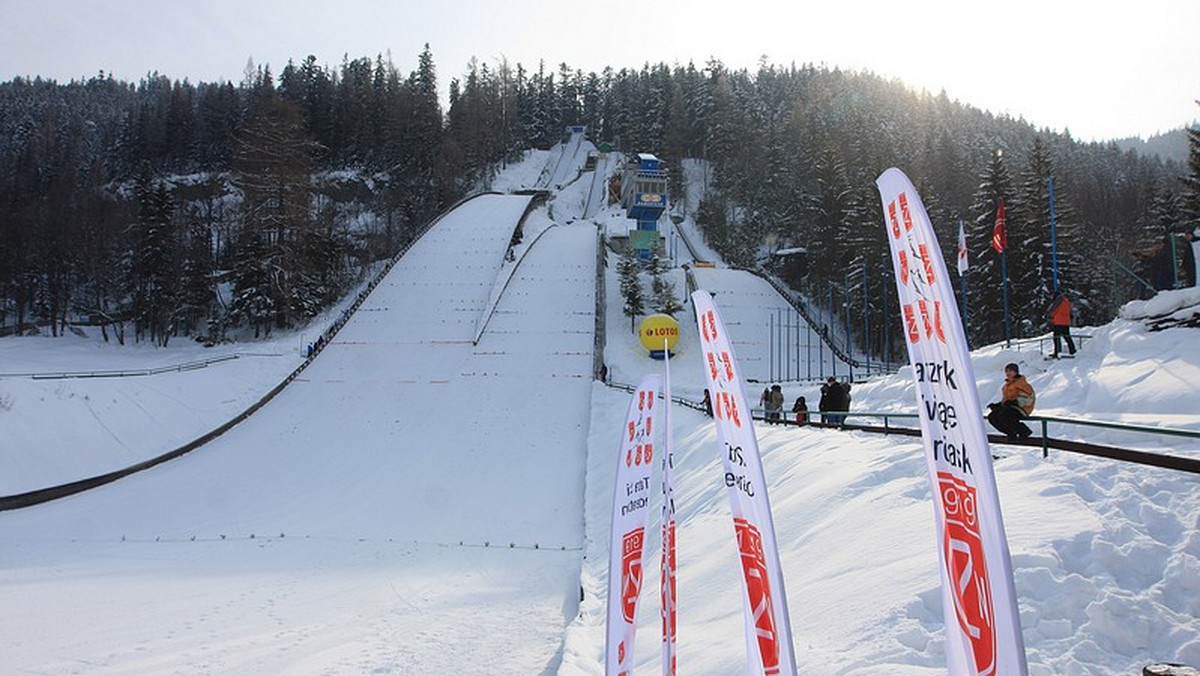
[987,362,1035,440]
[792,396,808,425]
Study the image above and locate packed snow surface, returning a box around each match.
[1,147,1198,675]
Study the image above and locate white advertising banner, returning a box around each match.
[661,346,677,676]
[607,375,661,676]
[692,290,796,676]
[875,168,1029,676]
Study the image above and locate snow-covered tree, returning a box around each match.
[650,253,683,317]
[966,149,1014,345]
[618,248,645,332]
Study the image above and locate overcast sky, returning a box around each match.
[4,0,1197,142]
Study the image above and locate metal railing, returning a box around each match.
[741,406,1200,475]
[1,354,243,380]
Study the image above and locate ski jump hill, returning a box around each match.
[2,139,1198,675]
[0,189,603,673]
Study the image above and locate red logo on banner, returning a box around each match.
[904,303,920,343]
[888,201,901,239]
[720,351,735,382]
[702,310,718,342]
[717,391,742,428]
[918,243,936,284]
[621,528,646,622]
[734,518,781,675]
[938,472,996,676]
[898,250,910,285]
[922,300,946,343]
[902,301,947,344]
[899,192,914,233]
[707,351,719,381]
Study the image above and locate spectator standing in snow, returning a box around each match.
[819,377,835,424]
[987,362,1036,440]
[837,380,852,426]
[1047,292,1076,358]
[701,389,713,417]
[766,384,784,422]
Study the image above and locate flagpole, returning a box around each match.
[993,199,1011,347]
[1001,249,1011,346]
[963,272,970,349]
[957,219,969,349]
[1049,177,1060,293]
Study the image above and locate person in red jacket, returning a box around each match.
[1047,292,1076,358]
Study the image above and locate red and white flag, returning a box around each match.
[607,375,661,676]
[991,200,1007,254]
[956,220,969,277]
[692,290,796,676]
[876,168,1029,676]
[661,344,677,676]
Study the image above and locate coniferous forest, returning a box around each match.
[2,46,1197,355]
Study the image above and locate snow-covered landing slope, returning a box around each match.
[0,197,598,675]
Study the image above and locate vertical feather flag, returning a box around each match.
[607,375,661,676]
[661,344,677,676]
[876,168,1029,676]
[991,200,1007,254]
[692,290,796,676]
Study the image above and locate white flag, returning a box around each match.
[607,375,661,676]
[956,220,969,277]
[875,168,1028,676]
[692,290,796,676]
[661,344,677,676]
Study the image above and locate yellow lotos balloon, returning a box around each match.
[638,314,680,353]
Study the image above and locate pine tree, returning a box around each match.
[178,207,215,337]
[231,95,316,332]
[804,148,855,293]
[618,248,645,332]
[225,229,274,337]
[1011,138,1056,327]
[650,252,683,317]
[129,173,179,346]
[1181,123,1200,228]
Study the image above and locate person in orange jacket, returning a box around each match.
[987,362,1035,440]
[1047,292,1076,358]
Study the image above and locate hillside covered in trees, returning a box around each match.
[2,46,1196,353]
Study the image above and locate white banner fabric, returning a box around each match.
[607,375,662,676]
[691,290,797,676]
[875,168,1028,676]
[661,345,677,676]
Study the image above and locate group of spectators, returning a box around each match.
[729,377,853,427]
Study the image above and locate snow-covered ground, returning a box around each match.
[1,144,1198,675]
